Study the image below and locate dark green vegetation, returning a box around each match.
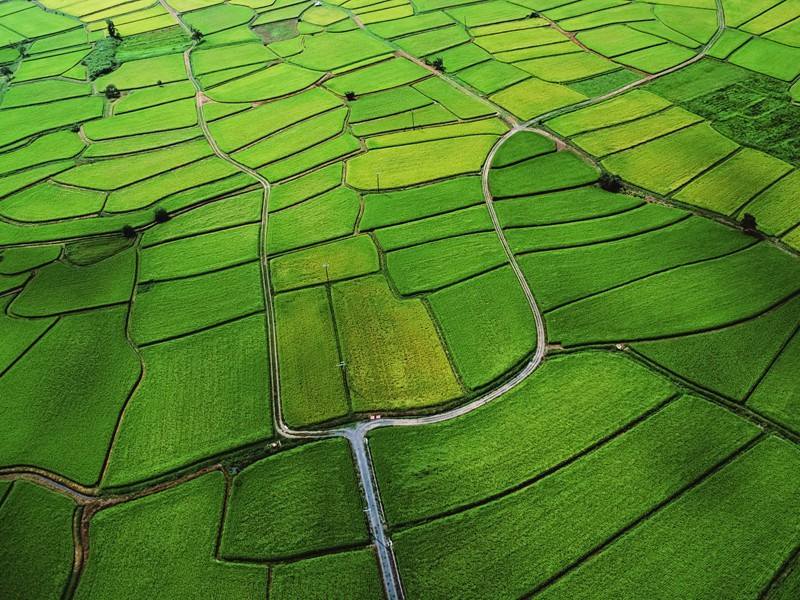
[1,0,799,598]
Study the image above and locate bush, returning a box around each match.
[121,225,137,238]
[190,27,203,42]
[83,36,120,80]
[104,84,121,100]
[154,208,171,223]
[0,65,12,78]
[425,58,445,72]
[107,19,121,40]
[741,213,757,230]
[599,172,623,193]
[345,91,356,101]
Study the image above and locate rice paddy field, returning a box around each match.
[0,0,798,598]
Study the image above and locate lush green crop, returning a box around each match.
[392,395,758,599]
[748,329,800,434]
[0,306,140,485]
[221,438,367,558]
[375,204,494,251]
[0,482,75,599]
[77,472,267,598]
[538,436,800,599]
[490,150,599,198]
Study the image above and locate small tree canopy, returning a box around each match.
[121,225,136,238]
[741,213,757,230]
[154,208,171,223]
[104,84,121,100]
[345,91,357,101]
[599,172,622,193]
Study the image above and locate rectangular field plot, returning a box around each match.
[274,286,350,428]
[103,314,272,487]
[220,438,367,559]
[331,274,462,412]
[537,436,800,600]
[490,150,599,198]
[391,395,758,599]
[748,329,800,434]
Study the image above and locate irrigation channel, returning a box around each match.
[148,1,724,597]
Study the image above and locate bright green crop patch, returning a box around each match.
[386,231,509,294]
[0,306,140,485]
[290,29,391,71]
[221,438,367,558]
[205,62,321,102]
[375,203,494,251]
[130,261,264,345]
[546,242,800,345]
[270,235,379,292]
[95,53,188,90]
[538,436,800,599]
[10,250,135,317]
[547,89,672,136]
[633,294,800,401]
[489,77,587,120]
[360,176,484,229]
[139,224,260,281]
[347,135,498,190]
[518,215,752,310]
[270,549,384,600]
[0,482,75,600]
[0,96,103,148]
[490,150,599,198]
[729,36,800,81]
[602,123,739,195]
[331,274,462,412]
[267,186,360,254]
[104,314,271,487]
[746,170,800,236]
[370,352,678,527]
[275,285,349,427]
[2,79,92,108]
[77,473,266,597]
[392,395,758,600]
[325,57,429,95]
[1,181,106,222]
[430,266,536,389]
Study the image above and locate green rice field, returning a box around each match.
[0,0,798,598]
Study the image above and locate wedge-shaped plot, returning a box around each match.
[0,482,75,600]
[268,162,342,211]
[546,242,800,345]
[0,306,140,485]
[517,52,618,83]
[290,29,391,70]
[375,203,494,250]
[615,42,695,73]
[10,249,135,317]
[130,261,264,345]
[386,231,509,294]
[456,60,529,94]
[113,82,196,114]
[576,24,666,57]
[674,148,794,215]
[0,96,103,148]
[749,330,800,434]
[221,439,367,558]
[75,473,266,598]
[95,53,188,90]
[191,42,276,75]
[745,170,800,237]
[489,77,587,120]
[392,395,759,600]
[413,77,495,119]
[370,352,678,527]
[0,130,84,176]
[0,182,106,222]
[347,135,498,190]
[139,223,260,281]
[547,89,672,136]
[490,150,599,198]
[103,314,271,487]
[54,139,213,191]
[83,99,198,141]
[324,57,429,95]
[634,294,800,401]
[331,274,462,411]
[602,123,739,196]
[205,62,321,102]
[519,212,751,304]
[538,437,800,599]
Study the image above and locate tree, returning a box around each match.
[190,27,203,42]
[154,208,171,223]
[425,57,445,72]
[106,19,121,40]
[0,65,12,78]
[529,11,540,17]
[121,225,136,238]
[345,90,357,101]
[741,213,757,230]
[599,172,622,193]
[104,84,121,100]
